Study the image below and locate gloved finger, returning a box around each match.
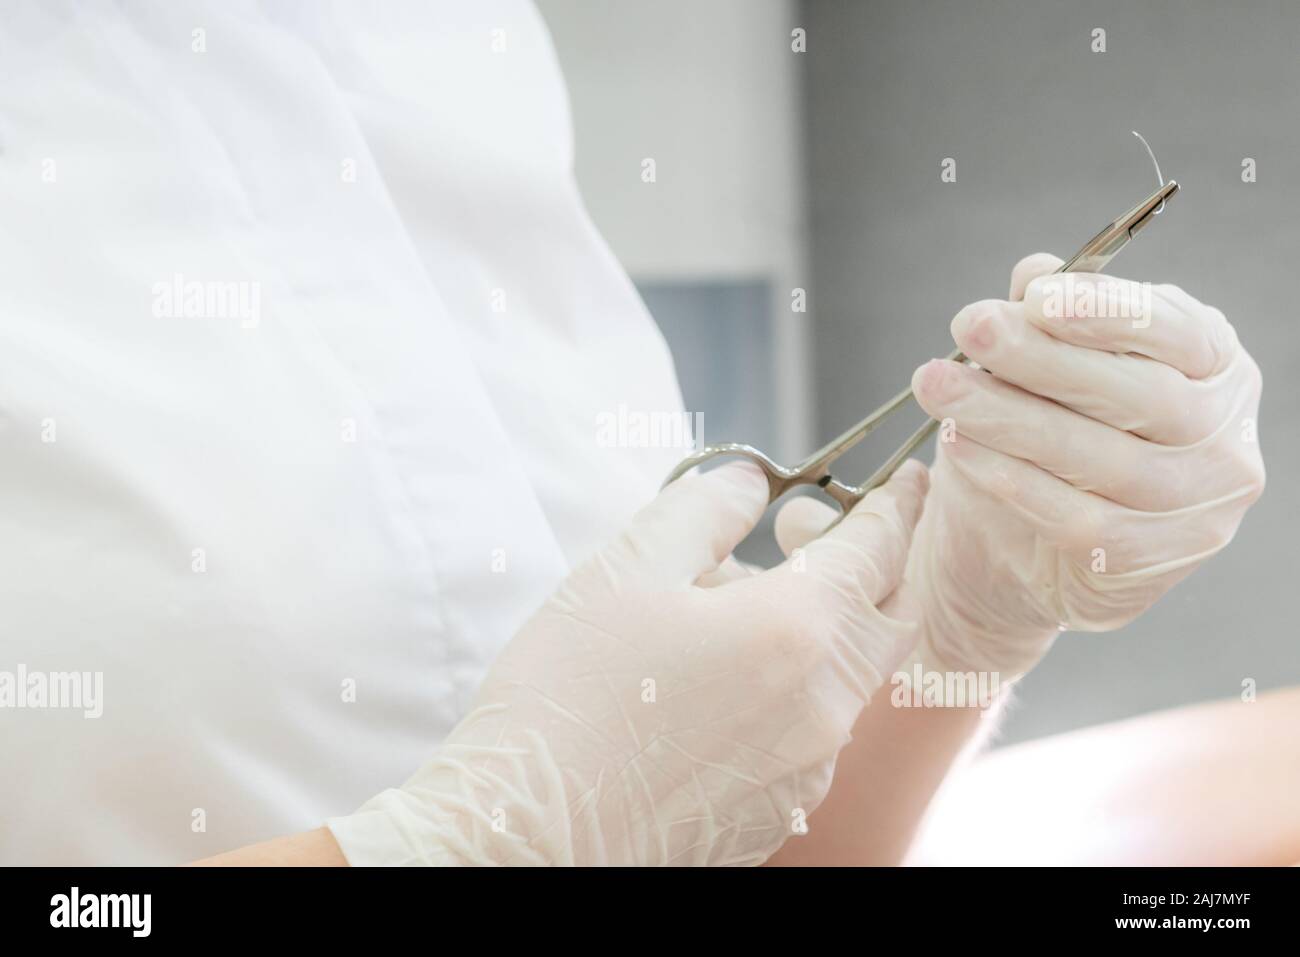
[1023,275,1240,380]
[1008,252,1065,301]
[695,555,761,588]
[613,461,770,589]
[774,496,839,557]
[796,459,929,607]
[948,298,1226,446]
[911,358,1241,510]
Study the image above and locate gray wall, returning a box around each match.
[802,0,1300,741]
[539,0,813,464]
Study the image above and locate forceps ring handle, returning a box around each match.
[661,443,867,514]
[661,443,796,502]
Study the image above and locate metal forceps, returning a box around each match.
[662,180,1180,516]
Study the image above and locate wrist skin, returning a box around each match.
[766,599,1019,866]
[765,677,1006,866]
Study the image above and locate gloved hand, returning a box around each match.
[328,458,929,866]
[779,254,1264,682]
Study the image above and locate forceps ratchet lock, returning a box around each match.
[662,180,1180,516]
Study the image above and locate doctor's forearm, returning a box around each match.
[766,686,1004,866]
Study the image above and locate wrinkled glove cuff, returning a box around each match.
[327,789,469,867]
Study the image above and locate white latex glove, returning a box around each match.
[777,256,1264,681]
[328,458,929,866]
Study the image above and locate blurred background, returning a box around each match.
[537,0,1299,743]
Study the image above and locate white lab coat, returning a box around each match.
[0,0,684,863]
